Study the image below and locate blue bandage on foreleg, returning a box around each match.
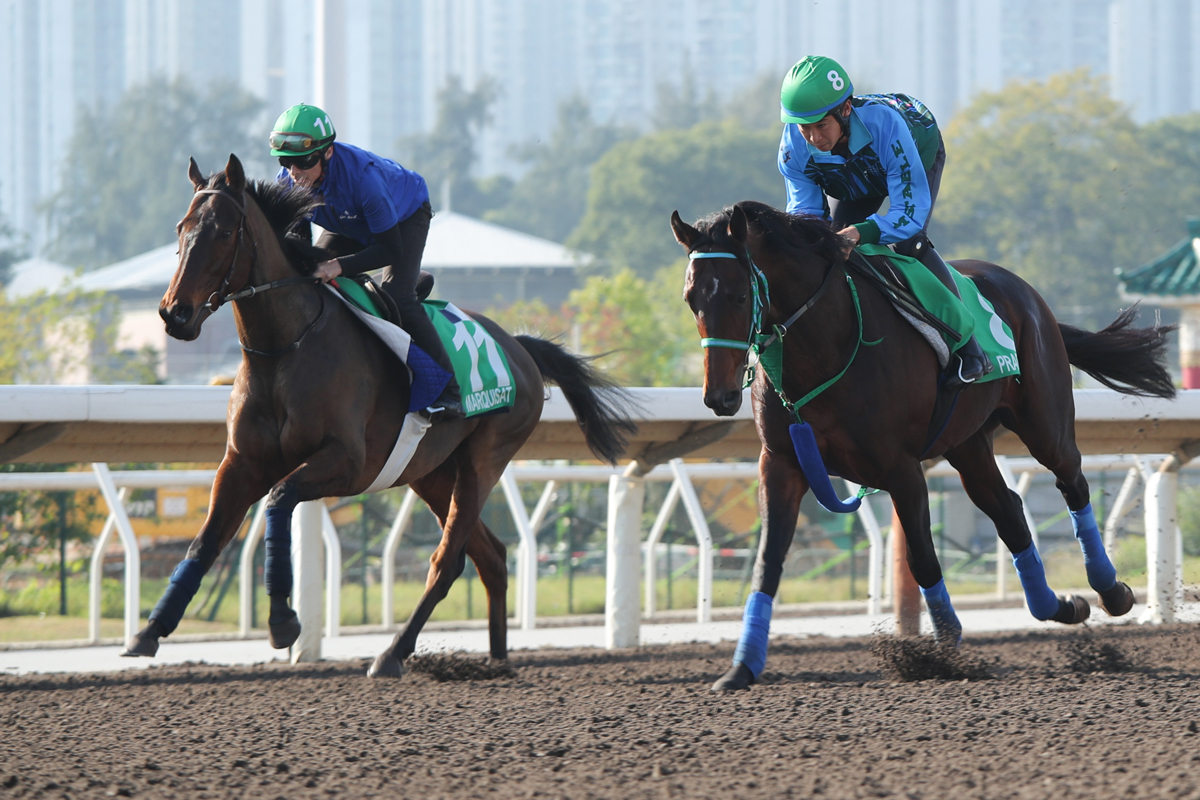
[920,579,962,644]
[788,422,862,513]
[148,558,206,634]
[264,506,294,598]
[732,591,773,677]
[1070,503,1116,592]
[1013,543,1061,620]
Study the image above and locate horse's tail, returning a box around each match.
[515,335,638,465]
[1058,305,1177,399]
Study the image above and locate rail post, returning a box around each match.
[669,459,713,624]
[382,488,418,629]
[891,506,921,635]
[87,487,126,643]
[91,463,141,647]
[238,501,268,637]
[291,500,325,662]
[1141,461,1182,624]
[606,469,645,648]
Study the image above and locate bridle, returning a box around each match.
[183,188,324,357]
[690,243,877,420]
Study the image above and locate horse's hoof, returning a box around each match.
[1051,594,1091,625]
[121,634,159,658]
[268,610,301,649]
[711,663,755,692]
[1098,581,1135,617]
[367,654,405,679]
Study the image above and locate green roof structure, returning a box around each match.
[1117,218,1200,306]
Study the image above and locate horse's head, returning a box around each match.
[672,205,755,416]
[160,154,254,341]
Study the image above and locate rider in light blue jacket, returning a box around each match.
[778,56,992,388]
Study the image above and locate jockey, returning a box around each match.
[270,103,462,419]
[777,56,992,388]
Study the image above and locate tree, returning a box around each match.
[485,97,633,243]
[931,70,1169,325]
[400,75,512,218]
[567,119,781,276]
[44,78,265,270]
[0,194,26,287]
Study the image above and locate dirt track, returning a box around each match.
[2,625,1199,799]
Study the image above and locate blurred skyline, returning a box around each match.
[2,0,1199,253]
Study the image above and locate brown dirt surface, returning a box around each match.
[2,624,1200,799]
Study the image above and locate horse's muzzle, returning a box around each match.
[704,388,743,417]
[160,302,199,341]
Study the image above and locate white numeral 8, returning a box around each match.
[827,70,845,91]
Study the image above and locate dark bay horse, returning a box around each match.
[125,154,634,678]
[672,201,1175,692]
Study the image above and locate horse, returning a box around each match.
[671,201,1175,692]
[123,154,635,678]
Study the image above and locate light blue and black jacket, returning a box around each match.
[778,94,941,245]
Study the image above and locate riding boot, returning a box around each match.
[911,240,993,388]
[397,299,463,420]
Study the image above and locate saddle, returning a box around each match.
[337,270,436,328]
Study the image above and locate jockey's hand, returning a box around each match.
[314,259,342,283]
[836,225,861,255]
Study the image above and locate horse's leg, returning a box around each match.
[888,461,963,645]
[711,444,808,692]
[943,431,1090,624]
[123,459,269,656]
[368,455,487,678]
[258,441,362,648]
[1006,405,1134,617]
[466,522,509,662]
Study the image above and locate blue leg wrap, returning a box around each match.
[732,591,773,678]
[264,506,293,598]
[1070,503,1116,592]
[148,558,206,634]
[1013,542,1061,620]
[920,579,962,645]
[788,422,861,513]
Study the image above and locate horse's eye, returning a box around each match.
[734,293,748,305]
[219,228,233,239]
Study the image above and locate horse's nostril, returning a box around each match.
[160,303,193,328]
[723,390,741,408]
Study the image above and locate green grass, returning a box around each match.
[4,539,1197,643]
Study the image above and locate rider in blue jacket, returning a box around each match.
[778,56,992,388]
[270,103,461,418]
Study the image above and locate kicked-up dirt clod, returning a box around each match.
[2,625,1199,799]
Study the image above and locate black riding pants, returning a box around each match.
[316,202,454,377]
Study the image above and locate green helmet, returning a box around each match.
[269,103,337,156]
[780,56,854,124]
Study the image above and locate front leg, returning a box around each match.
[712,443,808,692]
[124,458,269,656]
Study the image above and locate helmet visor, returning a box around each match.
[269,131,320,154]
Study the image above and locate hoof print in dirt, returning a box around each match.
[268,611,301,649]
[1061,632,1137,674]
[367,655,405,680]
[1098,581,1135,617]
[710,663,756,692]
[405,653,515,682]
[871,636,992,683]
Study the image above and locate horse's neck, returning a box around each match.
[230,207,324,355]
[763,255,858,373]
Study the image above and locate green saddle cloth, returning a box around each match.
[856,244,1020,384]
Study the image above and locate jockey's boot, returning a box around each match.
[397,299,463,420]
[913,241,993,389]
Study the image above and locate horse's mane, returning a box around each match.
[695,200,848,265]
[202,173,331,274]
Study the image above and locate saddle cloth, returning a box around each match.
[855,244,1021,384]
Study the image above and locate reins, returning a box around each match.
[690,248,881,420]
[185,187,324,357]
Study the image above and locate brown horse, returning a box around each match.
[672,201,1175,691]
[124,154,634,678]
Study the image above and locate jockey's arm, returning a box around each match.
[854,109,933,246]
[778,128,827,218]
[329,222,405,278]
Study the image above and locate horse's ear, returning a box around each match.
[728,204,748,244]
[188,157,205,190]
[224,153,246,192]
[671,210,701,250]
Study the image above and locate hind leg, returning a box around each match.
[1005,398,1133,617]
[466,523,508,661]
[944,431,1090,624]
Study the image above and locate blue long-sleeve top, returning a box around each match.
[778,94,940,245]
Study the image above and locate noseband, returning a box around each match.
[183,187,324,357]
